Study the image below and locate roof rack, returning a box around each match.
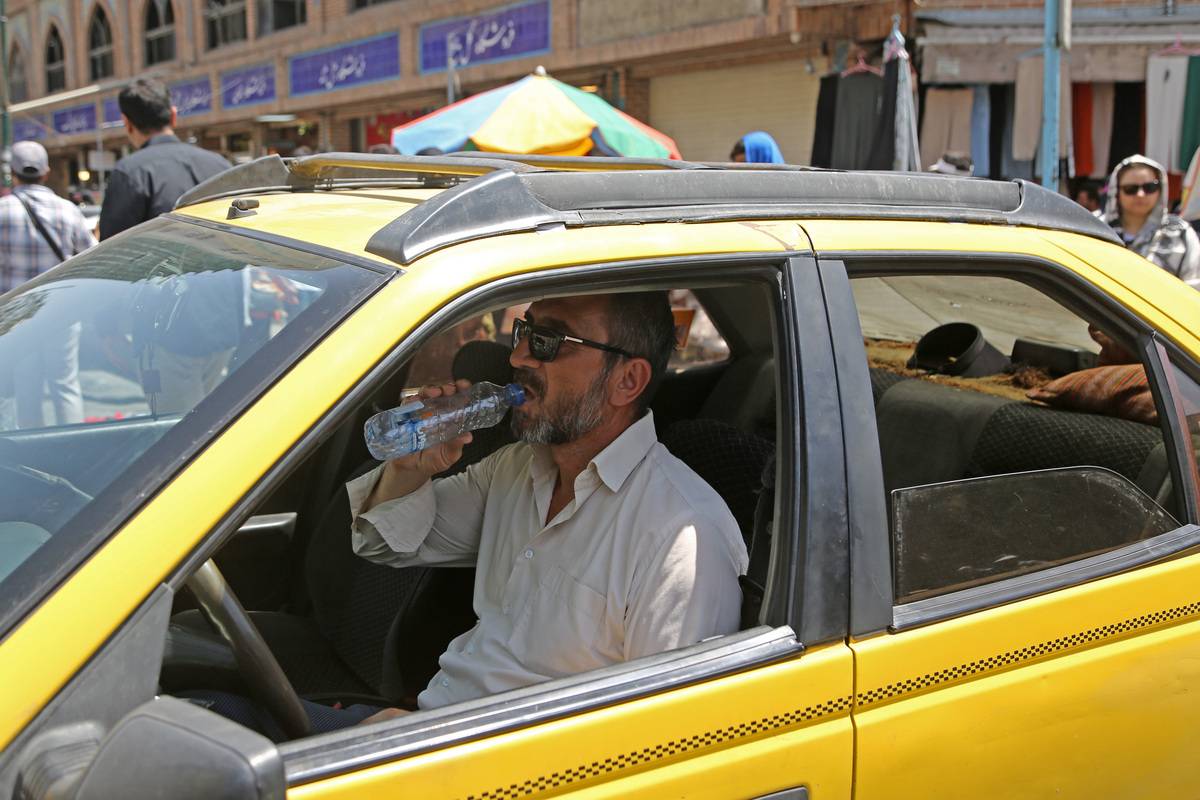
[362,169,1121,264]
[175,152,540,208]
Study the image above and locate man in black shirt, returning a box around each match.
[99,78,230,240]
[100,78,239,415]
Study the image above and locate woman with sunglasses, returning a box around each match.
[1100,154,1200,290]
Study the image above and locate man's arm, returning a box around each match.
[70,207,97,254]
[349,381,493,568]
[623,515,744,661]
[98,169,146,240]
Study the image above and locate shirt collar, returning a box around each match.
[526,410,659,493]
[142,133,181,149]
[590,411,658,492]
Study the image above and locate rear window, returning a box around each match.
[0,218,383,630]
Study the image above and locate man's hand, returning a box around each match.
[358,707,410,726]
[363,380,473,511]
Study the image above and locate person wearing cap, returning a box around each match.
[98,77,230,240]
[0,140,97,428]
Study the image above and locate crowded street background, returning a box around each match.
[1,0,1198,296]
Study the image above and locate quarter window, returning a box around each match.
[45,27,65,94]
[205,0,248,49]
[144,0,176,66]
[89,8,115,81]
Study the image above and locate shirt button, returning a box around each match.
[441,678,449,687]
[524,548,534,559]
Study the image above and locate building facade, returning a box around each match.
[5,0,908,194]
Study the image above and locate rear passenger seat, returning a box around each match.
[869,368,1172,506]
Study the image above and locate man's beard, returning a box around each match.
[511,363,612,445]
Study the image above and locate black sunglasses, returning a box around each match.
[512,317,637,363]
[1119,181,1161,196]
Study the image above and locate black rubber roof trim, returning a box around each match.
[364,170,1120,265]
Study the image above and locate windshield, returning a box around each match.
[0,218,384,628]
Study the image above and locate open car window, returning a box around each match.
[0,218,383,624]
[849,270,1184,608]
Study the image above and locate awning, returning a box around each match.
[918,6,1200,84]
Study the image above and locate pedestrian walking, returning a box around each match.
[0,140,97,428]
[1100,154,1200,291]
[729,131,785,164]
[98,77,230,239]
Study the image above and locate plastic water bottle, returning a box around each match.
[364,381,526,460]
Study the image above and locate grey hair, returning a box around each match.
[603,291,676,413]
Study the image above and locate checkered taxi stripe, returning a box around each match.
[462,695,852,800]
[858,599,1200,707]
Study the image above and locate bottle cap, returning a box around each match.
[504,382,526,406]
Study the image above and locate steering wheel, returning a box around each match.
[186,559,312,739]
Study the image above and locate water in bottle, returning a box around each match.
[364,381,526,460]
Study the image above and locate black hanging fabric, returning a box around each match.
[866,58,900,170]
[831,72,884,169]
[810,73,840,168]
[1107,81,1145,174]
[988,83,1007,179]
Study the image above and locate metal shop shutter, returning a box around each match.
[649,60,821,164]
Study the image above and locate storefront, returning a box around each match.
[916,5,1200,193]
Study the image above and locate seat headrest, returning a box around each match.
[453,340,513,386]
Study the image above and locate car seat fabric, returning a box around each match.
[660,418,775,550]
[964,402,1163,485]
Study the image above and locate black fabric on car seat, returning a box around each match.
[741,454,776,629]
[660,418,775,550]
[965,402,1163,485]
[869,368,909,406]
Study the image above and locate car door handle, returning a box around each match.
[752,788,809,800]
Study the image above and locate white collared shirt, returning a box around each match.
[347,411,748,709]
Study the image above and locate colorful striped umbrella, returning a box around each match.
[391,68,681,159]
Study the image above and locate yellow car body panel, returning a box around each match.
[801,220,1200,358]
[288,643,852,799]
[851,549,1200,799]
[0,216,803,750]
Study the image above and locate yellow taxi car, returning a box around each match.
[0,154,1198,800]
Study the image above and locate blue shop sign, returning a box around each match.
[52,104,97,135]
[102,98,122,126]
[13,117,47,141]
[222,63,276,109]
[171,78,213,117]
[420,0,550,74]
[290,33,400,97]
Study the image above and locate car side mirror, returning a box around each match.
[16,697,284,800]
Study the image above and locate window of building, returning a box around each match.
[206,0,248,49]
[145,0,176,66]
[352,0,399,8]
[89,8,115,81]
[45,27,66,94]
[257,0,306,35]
[8,47,27,103]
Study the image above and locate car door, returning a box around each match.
[808,233,1200,800]
[273,253,855,800]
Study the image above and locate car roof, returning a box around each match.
[173,152,1121,266]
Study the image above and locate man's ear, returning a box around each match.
[610,357,652,409]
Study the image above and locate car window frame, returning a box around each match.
[821,253,1200,635]
[160,250,847,786]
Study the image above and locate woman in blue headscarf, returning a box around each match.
[730,131,785,164]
